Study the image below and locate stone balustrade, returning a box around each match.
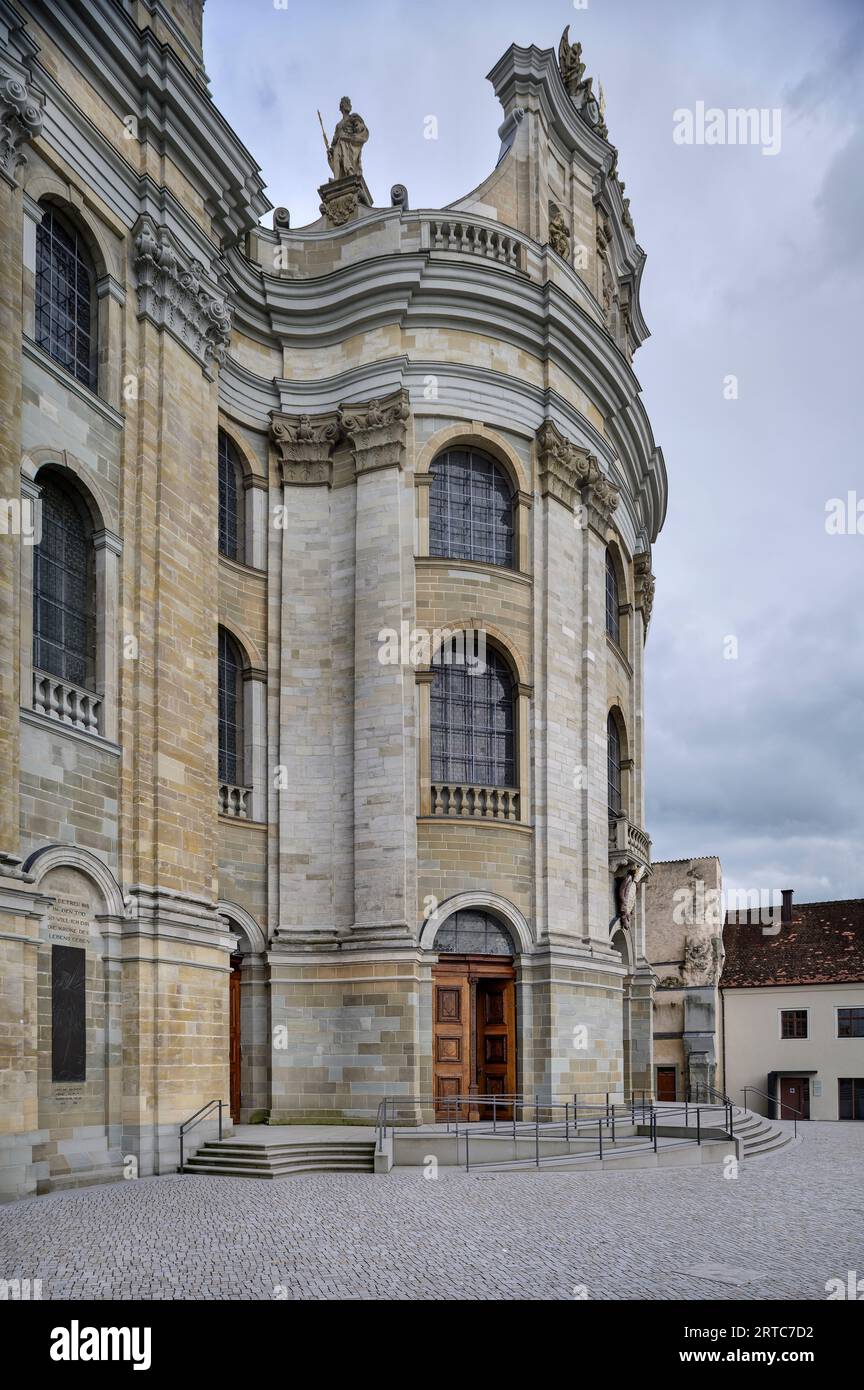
[425,218,526,270]
[608,813,651,867]
[218,783,251,819]
[32,670,102,735]
[429,782,520,821]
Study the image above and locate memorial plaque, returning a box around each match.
[51,945,86,1083]
[47,893,91,948]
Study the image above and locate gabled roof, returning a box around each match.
[722,899,864,988]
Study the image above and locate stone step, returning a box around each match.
[183,1161,374,1178]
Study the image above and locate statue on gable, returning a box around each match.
[322,96,369,180]
[558,27,601,130]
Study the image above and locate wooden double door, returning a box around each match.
[433,956,516,1119]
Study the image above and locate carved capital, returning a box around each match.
[269,411,341,486]
[0,70,44,187]
[536,420,619,521]
[340,388,409,475]
[633,550,655,628]
[132,218,232,376]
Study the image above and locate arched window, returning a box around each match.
[35,206,97,391]
[429,449,514,567]
[218,430,245,561]
[435,910,515,956]
[605,548,620,644]
[218,627,245,786]
[431,643,515,787]
[33,472,94,689]
[607,711,622,817]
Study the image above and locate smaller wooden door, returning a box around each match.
[432,971,471,1118]
[477,978,515,1118]
[779,1076,809,1120]
[229,957,242,1121]
[656,1067,677,1102]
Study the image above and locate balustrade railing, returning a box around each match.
[426,218,525,270]
[218,783,251,819]
[429,782,520,821]
[32,669,102,735]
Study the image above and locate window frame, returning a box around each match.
[779,1007,809,1040]
[34,205,98,393]
[428,448,515,569]
[430,642,516,789]
[607,710,623,818]
[32,469,96,691]
[218,626,246,788]
[836,1006,864,1039]
[218,429,246,563]
[605,547,621,646]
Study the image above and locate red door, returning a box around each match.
[656,1067,677,1101]
[779,1076,809,1120]
[229,957,242,1121]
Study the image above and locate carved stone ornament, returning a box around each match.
[548,202,570,260]
[340,389,410,474]
[633,550,656,627]
[133,219,231,375]
[318,172,373,227]
[596,212,615,319]
[536,419,619,518]
[0,69,44,186]
[270,411,341,486]
[557,28,600,129]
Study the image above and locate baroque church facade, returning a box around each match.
[0,1,666,1199]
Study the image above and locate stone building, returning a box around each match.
[643,858,726,1100]
[0,3,666,1199]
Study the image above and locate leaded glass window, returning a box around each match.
[218,628,244,785]
[218,430,244,560]
[431,644,515,787]
[429,449,514,567]
[607,711,622,817]
[606,549,620,644]
[35,206,96,390]
[435,910,514,956]
[33,473,94,688]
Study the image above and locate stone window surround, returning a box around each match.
[416,624,532,824]
[20,451,122,744]
[217,420,268,572]
[413,423,532,573]
[22,187,126,414]
[217,621,267,824]
[607,701,634,825]
[604,538,633,664]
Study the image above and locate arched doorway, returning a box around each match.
[611,925,633,1099]
[220,905,270,1124]
[431,909,517,1120]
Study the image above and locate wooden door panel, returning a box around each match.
[656,1067,677,1101]
[477,978,515,1118]
[433,968,470,1118]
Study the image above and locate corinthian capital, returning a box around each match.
[536,419,619,525]
[0,70,44,187]
[340,388,410,475]
[132,218,232,377]
[270,411,341,486]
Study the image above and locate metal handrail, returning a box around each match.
[375,1091,736,1172]
[179,1098,224,1172]
[741,1085,802,1138]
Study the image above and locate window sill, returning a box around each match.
[605,632,633,676]
[415,555,531,585]
[20,706,120,755]
[218,553,267,579]
[22,337,124,429]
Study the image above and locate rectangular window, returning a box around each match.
[838,1079,864,1120]
[780,1009,808,1039]
[837,1007,864,1038]
[51,945,86,1083]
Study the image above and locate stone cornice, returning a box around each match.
[269,411,341,487]
[133,217,232,377]
[340,389,410,474]
[536,419,619,518]
[0,66,43,187]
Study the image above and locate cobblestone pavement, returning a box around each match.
[1,1123,861,1300]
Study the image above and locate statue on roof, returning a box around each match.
[557,27,603,133]
[322,97,369,181]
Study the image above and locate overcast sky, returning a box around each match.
[204,0,864,903]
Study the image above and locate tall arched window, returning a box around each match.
[33,472,94,689]
[35,206,97,391]
[607,711,622,817]
[218,627,244,786]
[429,449,514,567]
[431,643,515,787]
[218,430,245,561]
[435,910,515,956]
[605,548,620,644]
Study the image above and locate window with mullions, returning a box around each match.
[35,206,96,391]
[218,627,244,785]
[431,644,515,788]
[218,430,244,561]
[435,910,515,956]
[33,473,94,688]
[607,711,622,817]
[606,549,621,644]
[429,449,514,567]
[838,1007,864,1038]
[781,1009,808,1039]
